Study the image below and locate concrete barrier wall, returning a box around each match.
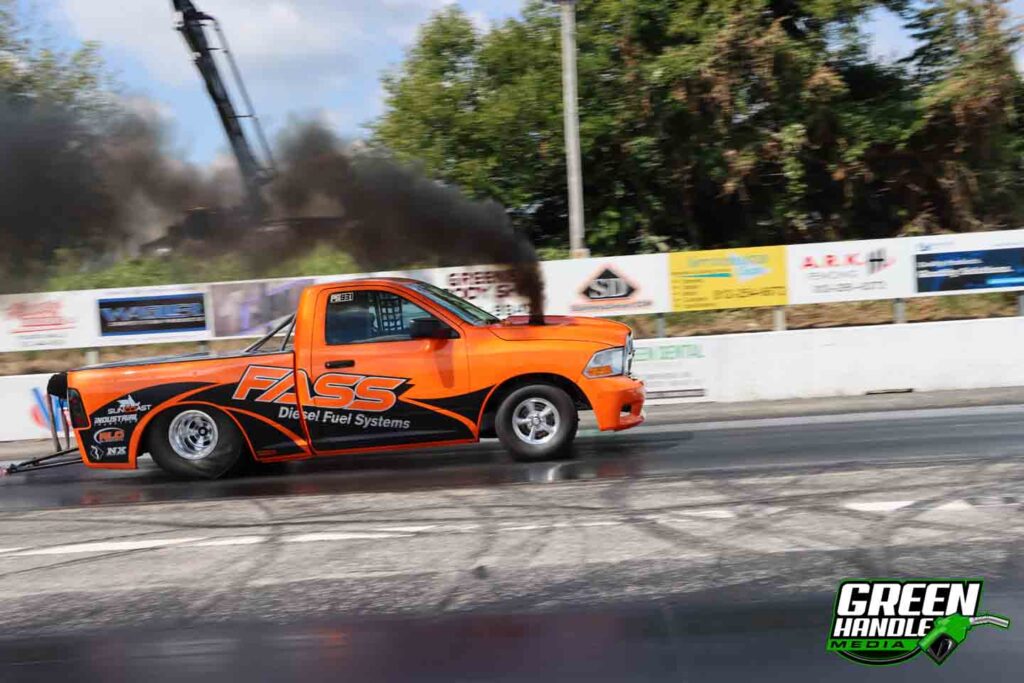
[634,316,1024,402]
[3,316,1023,441]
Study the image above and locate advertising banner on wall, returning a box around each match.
[0,373,72,442]
[670,247,787,311]
[434,265,530,318]
[912,229,1024,296]
[96,290,209,340]
[632,337,712,400]
[0,291,95,353]
[314,268,437,287]
[543,254,670,316]
[787,238,913,304]
[211,277,314,337]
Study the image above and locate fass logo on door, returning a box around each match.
[232,365,407,413]
[828,579,1010,666]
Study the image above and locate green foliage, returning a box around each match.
[0,1,108,114]
[43,245,361,292]
[263,246,360,279]
[373,0,1024,252]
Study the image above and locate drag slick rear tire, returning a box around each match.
[495,384,578,462]
[146,405,243,479]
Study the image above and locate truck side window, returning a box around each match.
[326,290,438,345]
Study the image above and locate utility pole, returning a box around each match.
[556,0,589,258]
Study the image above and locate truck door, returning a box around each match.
[301,285,475,453]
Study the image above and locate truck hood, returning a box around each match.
[488,315,629,347]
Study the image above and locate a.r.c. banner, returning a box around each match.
[670,247,787,311]
[787,238,913,304]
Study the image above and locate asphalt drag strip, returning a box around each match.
[0,402,1022,681]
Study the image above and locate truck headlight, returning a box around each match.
[625,333,634,375]
[584,346,625,378]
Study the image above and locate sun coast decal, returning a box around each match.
[828,579,1010,666]
[232,365,408,414]
[93,394,153,426]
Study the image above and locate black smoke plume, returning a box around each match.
[0,95,236,285]
[270,121,545,321]
[0,98,545,319]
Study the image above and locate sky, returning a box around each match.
[36,0,1024,166]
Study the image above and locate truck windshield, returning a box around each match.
[409,282,500,326]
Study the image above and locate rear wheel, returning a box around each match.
[146,406,244,479]
[495,384,578,462]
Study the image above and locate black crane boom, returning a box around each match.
[172,0,274,216]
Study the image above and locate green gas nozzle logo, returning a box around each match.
[827,579,1011,666]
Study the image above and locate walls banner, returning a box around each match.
[211,278,314,337]
[632,337,712,400]
[543,254,670,316]
[912,229,1024,296]
[97,290,209,339]
[787,238,913,304]
[0,291,95,352]
[0,373,72,443]
[670,247,787,311]
[434,265,530,319]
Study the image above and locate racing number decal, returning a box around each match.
[233,365,406,412]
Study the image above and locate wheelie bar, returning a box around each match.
[0,377,81,476]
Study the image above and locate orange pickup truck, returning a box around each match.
[53,278,645,478]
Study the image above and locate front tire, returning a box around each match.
[495,384,578,462]
[146,406,244,479]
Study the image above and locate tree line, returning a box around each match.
[373,0,1024,255]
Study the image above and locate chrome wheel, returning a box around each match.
[512,397,560,445]
[168,410,219,461]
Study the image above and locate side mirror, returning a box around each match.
[410,318,455,340]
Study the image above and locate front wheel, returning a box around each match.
[495,384,578,462]
[146,406,244,479]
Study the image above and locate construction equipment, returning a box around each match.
[171,0,276,217]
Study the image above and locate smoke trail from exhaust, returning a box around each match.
[0,99,544,318]
[0,95,238,286]
[270,121,545,321]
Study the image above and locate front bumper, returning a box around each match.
[578,375,646,432]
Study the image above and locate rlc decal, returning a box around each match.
[232,365,407,413]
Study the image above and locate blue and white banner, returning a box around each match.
[98,292,207,337]
[912,229,1024,296]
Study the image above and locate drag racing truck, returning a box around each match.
[50,278,645,478]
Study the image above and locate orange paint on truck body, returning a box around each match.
[67,278,645,469]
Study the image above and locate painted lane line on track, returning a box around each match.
[673,509,738,519]
[9,537,204,556]
[192,536,268,547]
[842,500,916,513]
[934,499,973,511]
[1,498,1015,558]
[285,532,412,543]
